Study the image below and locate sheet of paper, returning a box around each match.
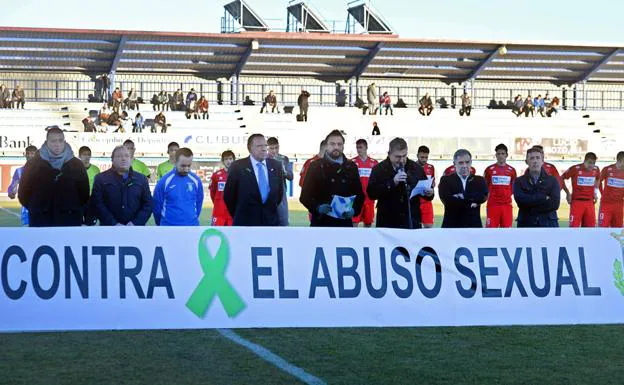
[328,195,356,219]
[410,178,433,199]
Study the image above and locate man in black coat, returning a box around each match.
[224,134,284,226]
[367,138,434,229]
[18,126,90,227]
[439,149,488,228]
[300,130,364,227]
[90,146,153,226]
[513,146,561,227]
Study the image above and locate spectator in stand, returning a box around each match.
[513,146,560,227]
[157,90,169,111]
[185,88,198,119]
[91,145,152,226]
[546,96,559,117]
[534,94,545,117]
[120,111,134,132]
[0,84,11,108]
[561,152,600,227]
[352,139,379,228]
[12,85,25,109]
[123,139,151,179]
[133,112,144,133]
[382,92,393,115]
[106,110,121,127]
[484,144,517,228]
[523,95,535,117]
[210,150,236,226]
[82,116,97,132]
[156,142,179,180]
[99,102,110,122]
[366,83,377,115]
[154,111,167,133]
[111,87,123,113]
[267,137,294,226]
[297,89,310,121]
[598,151,624,227]
[197,95,209,119]
[101,74,110,101]
[126,88,139,110]
[512,94,524,117]
[18,126,90,227]
[416,145,436,228]
[543,92,551,107]
[372,121,380,135]
[260,90,280,113]
[460,92,472,116]
[172,89,184,111]
[418,93,433,116]
[7,145,37,226]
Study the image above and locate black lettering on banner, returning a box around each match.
[390,247,413,298]
[363,247,387,299]
[1,246,27,300]
[415,247,442,299]
[64,246,89,299]
[32,246,60,300]
[309,248,335,299]
[118,247,145,299]
[454,247,477,298]
[527,247,550,298]
[336,247,361,298]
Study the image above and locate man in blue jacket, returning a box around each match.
[153,147,204,226]
[513,146,561,227]
[91,146,152,226]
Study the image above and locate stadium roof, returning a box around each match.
[0,26,623,84]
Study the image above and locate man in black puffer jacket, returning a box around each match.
[18,126,90,227]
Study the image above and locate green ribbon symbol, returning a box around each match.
[186,229,246,318]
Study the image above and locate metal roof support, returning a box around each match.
[463,45,504,83]
[576,48,620,83]
[349,42,383,80]
[231,42,254,78]
[108,35,128,91]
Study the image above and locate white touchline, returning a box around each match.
[0,206,20,219]
[217,329,327,385]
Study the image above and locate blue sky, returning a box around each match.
[0,0,622,45]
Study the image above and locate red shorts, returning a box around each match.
[212,216,233,226]
[598,201,623,228]
[353,199,375,225]
[569,200,596,228]
[420,200,434,226]
[486,204,513,228]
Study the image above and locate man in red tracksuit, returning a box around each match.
[210,150,235,226]
[562,152,600,227]
[598,151,624,227]
[484,144,517,228]
[417,145,435,228]
[352,139,378,227]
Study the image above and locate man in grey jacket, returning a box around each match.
[268,137,293,226]
[367,83,377,115]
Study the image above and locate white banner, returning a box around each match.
[1,227,624,332]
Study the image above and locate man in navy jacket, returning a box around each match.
[91,146,152,226]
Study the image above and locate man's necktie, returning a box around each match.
[257,163,269,203]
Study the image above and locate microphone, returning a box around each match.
[398,162,406,186]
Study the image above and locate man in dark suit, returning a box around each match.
[300,130,364,227]
[224,134,284,226]
[439,149,488,228]
[367,138,434,229]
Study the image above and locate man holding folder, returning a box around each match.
[300,130,364,227]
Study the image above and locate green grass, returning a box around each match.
[0,201,606,385]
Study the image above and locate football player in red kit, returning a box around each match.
[484,144,517,228]
[416,146,435,228]
[598,151,624,227]
[352,139,378,227]
[210,150,235,226]
[562,152,600,227]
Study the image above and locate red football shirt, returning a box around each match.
[443,165,476,176]
[484,163,517,206]
[599,164,624,204]
[210,168,232,218]
[562,163,600,201]
[299,155,320,188]
[352,156,379,199]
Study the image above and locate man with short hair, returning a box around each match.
[460,92,472,117]
[0,84,11,108]
[352,139,378,227]
[297,89,310,121]
[157,142,180,180]
[268,137,293,226]
[367,138,434,228]
[416,145,436,228]
[7,145,37,226]
[18,126,90,226]
[530,145,563,189]
[224,134,284,226]
[443,163,476,176]
[210,150,235,226]
[12,85,25,109]
[260,90,279,113]
[91,146,152,226]
[513,147,560,227]
[123,139,151,179]
[439,149,488,228]
[299,139,327,188]
[562,152,600,227]
[300,130,364,227]
[78,146,100,193]
[484,144,517,228]
[153,148,203,226]
[598,151,624,227]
